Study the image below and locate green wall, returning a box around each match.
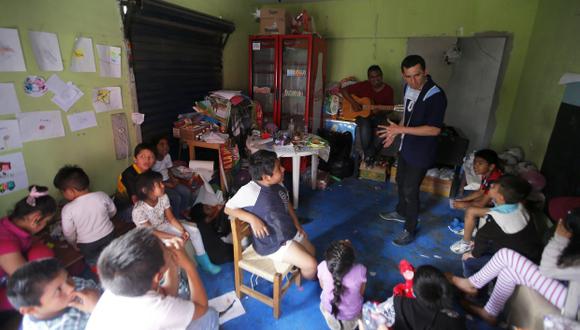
[504,0,580,166]
[0,0,137,214]
[2,0,574,214]
[167,0,257,90]
[0,0,256,215]
[261,0,540,151]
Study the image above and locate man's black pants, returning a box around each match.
[356,112,388,158]
[395,155,428,233]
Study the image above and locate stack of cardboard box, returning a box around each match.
[260,7,291,35]
[390,165,453,197]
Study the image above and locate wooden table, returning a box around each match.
[181,138,227,193]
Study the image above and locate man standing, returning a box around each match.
[378,55,447,246]
[341,65,394,165]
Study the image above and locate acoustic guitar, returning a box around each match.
[341,96,404,121]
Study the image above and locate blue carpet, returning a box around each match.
[199,177,494,329]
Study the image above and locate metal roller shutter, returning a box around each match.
[121,0,235,142]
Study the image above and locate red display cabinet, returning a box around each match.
[249,34,326,133]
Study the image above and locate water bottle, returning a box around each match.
[288,118,295,138]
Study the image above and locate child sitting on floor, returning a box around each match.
[361,265,465,330]
[132,171,221,274]
[452,149,502,210]
[53,165,116,266]
[0,186,56,313]
[225,150,317,279]
[86,228,219,330]
[114,143,156,222]
[7,258,101,330]
[151,136,193,218]
[450,169,531,255]
[450,207,580,325]
[189,203,233,264]
[318,240,366,330]
[461,175,542,277]
[448,149,502,238]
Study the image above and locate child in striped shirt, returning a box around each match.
[450,208,580,325]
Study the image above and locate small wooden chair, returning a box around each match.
[230,217,301,319]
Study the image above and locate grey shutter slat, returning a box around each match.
[122,0,234,142]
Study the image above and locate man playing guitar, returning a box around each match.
[340,65,395,165]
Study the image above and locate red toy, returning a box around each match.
[392,259,415,298]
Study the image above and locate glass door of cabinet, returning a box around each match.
[250,38,277,126]
[280,37,309,132]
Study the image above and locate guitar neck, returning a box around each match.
[362,105,393,111]
[363,104,405,112]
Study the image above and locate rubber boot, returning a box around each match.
[195,253,221,274]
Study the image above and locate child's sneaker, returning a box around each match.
[450,239,474,254]
[447,218,464,236]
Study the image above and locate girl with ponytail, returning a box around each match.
[0,185,57,312]
[318,240,367,330]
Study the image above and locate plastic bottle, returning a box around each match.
[288,118,295,138]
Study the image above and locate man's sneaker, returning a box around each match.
[379,211,405,223]
[450,239,474,254]
[393,230,415,246]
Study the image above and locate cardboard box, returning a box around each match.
[360,163,388,182]
[260,7,290,35]
[178,123,209,141]
[390,165,453,197]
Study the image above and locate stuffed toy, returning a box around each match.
[392,259,415,298]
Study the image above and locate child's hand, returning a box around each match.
[453,200,469,209]
[163,236,185,250]
[462,252,474,261]
[555,219,572,239]
[181,230,190,241]
[164,237,190,267]
[250,217,269,239]
[69,289,101,313]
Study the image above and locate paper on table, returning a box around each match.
[70,37,96,72]
[208,291,245,325]
[92,87,123,112]
[46,74,84,112]
[29,31,63,71]
[0,152,29,196]
[67,111,97,132]
[96,44,121,78]
[210,90,241,100]
[0,28,26,71]
[0,120,23,151]
[273,144,296,155]
[16,111,65,142]
[0,83,21,115]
